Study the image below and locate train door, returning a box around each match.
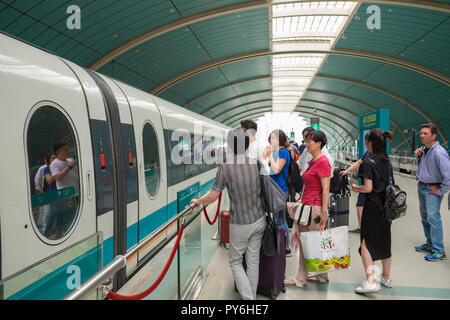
[118,85,168,263]
[84,71,139,289]
[0,36,96,281]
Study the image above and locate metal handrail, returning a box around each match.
[64,203,197,300]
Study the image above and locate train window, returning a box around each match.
[27,106,80,242]
[142,122,161,197]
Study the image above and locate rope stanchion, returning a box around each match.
[203,192,222,225]
[106,217,186,300]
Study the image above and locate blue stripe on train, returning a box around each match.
[6,178,216,300]
[7,246,101,300]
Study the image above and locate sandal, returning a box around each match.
[284,278,306,288]
[307,276,329,283]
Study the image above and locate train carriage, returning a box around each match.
[0,32,229,300]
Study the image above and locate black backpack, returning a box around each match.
[330,168,349,196]
[281,148,304,201]
[382,176,407,222]
[369,159,407,222]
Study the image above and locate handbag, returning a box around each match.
[288,191,322,226]
[257,161,286,214]
[258,163,281,256]
[261,212,280,256]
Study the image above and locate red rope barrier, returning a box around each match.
[106,221,185,300]
[203,192,222,225]
[398,158,414,165]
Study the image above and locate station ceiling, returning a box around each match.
[1,0,449,150]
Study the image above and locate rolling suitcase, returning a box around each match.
[220,211,230,247]
[256,226,286,299]
[237,226,287,300]
[329,194,350,228]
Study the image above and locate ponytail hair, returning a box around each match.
[384,131,394,144]
[367,128,393,161]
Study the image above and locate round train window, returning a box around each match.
[142,123,161,197]
[27,106,80,241]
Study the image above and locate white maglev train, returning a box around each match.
[0,32,230,299]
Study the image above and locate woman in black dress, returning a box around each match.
[351,128,394,294]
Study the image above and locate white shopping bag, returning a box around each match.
[300,226,351,275]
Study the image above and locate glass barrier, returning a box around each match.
[179,211,202,298]
[0,232,103,300]
[334,155,417,179]
[117,210,204,300]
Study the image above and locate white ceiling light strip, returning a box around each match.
[270,1,358,113]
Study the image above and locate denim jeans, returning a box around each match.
[274,190,290,247]
[418,183,445,254]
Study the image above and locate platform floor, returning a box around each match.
[198,174,450,300]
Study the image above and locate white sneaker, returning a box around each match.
[354,280,379,294]
[379,277,392,288]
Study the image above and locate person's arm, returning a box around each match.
[352,178,373,193]
[262,146,270,160]
[318,176,330,231]
[414,147,424,160]
[341,159,363,175]
[431,151,450,196]
[52,160,76,181]
[190,190,221,207]
[34,167,44,192]
[269,149,288,174]
[43,167,55,185]
[191,165,224,207]
[269,154,286,174]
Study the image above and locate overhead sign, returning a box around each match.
[311,117,320,130]
[358,109,390,158]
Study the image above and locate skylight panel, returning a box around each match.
[270,1,358,114]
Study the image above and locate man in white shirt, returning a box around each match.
[50,142,79,193]
[240,120,268,174]
[298,127,334,176]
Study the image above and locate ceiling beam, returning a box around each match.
[222,106,272,125]
[181,79,408,146]
[302,92,411,149]
[295,104,358,133]
[293,109,354,144]
[89,0,450,70]
[150,49,449,95]
[222,105,354,143]
[227,111,343,146]
[211,92,358,139]
[182,75,270,108]
[200,90,271,115]
[212,99,272,120]
[89,0,268,70]
[314,75,447,145]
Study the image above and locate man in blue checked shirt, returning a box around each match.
[414,123,450,262]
